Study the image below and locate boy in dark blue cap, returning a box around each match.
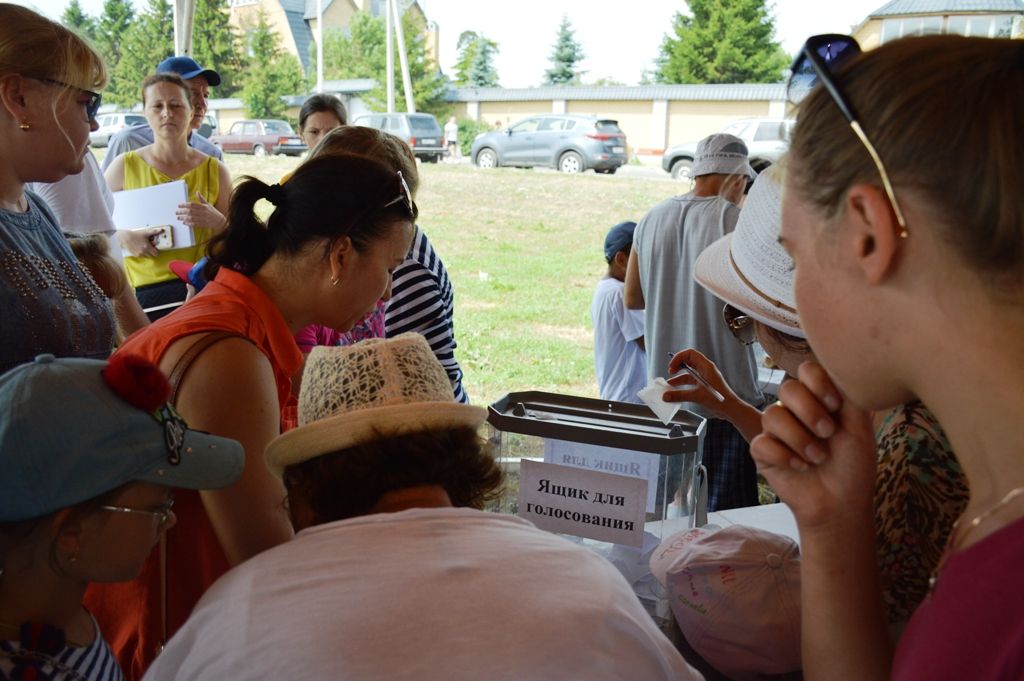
[590,220,646,403]
[101,56,223,171]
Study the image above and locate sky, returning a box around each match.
[25,0,886,87]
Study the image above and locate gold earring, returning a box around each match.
[330,275,339,287]
[19,121,30,131]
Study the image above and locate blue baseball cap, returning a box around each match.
[604,220,638,261]
[156,56,222,87]
[0,355,244,522]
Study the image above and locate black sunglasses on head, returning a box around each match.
[787,34,908,238]
[26,75,103,122]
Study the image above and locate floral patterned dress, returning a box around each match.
[874,401,969,632]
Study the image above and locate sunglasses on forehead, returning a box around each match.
[787,34,909,239]
[26,75,103,122]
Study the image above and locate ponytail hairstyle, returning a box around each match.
[206,153,418,277]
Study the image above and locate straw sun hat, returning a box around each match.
[265,334,486,476]
[693,162,804,338]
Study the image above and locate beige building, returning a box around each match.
[853,0,1023,49]
[227,0,432,72]
[447,85,788,156]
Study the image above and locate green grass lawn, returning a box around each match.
[98,148,680,406]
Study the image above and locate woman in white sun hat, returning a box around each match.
[662,162,967,640]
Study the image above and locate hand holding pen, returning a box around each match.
[666,351,726,402]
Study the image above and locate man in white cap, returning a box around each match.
[624,132,762,511]
[101,56,224,171]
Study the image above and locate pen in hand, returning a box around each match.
[666,352,726,402]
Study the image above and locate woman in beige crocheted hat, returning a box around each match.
[144,334,703,681]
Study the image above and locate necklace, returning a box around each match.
[929,485,1024,595]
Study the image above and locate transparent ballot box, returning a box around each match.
[487,391,706,619]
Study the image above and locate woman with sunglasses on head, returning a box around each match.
[85,153,415,680]
[0,4,116,373]
[746,35,1024,681]
[105,73,232,321]
[665,162,967,646]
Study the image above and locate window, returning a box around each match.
[754,122,786,142]
[722,121,754,139]
[127,115,146,126]
[510,118,540,134]
[242,122,259,135]
[881,16,943,42]
[409,115,441,134]
[595,120,623,134]
[264,120,292,134]
[537,118,565,132]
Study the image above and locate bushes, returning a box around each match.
[457,118,495,157]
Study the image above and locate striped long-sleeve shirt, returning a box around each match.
[385,225,468,403]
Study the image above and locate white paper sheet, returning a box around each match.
[111,180,193,249]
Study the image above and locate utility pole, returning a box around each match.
[173,0,195,55]
[386,0,395,112]
[390,0,416,112]
[316,0,324,93]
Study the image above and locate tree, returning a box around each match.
[95,0,135,72]
[62,0,97,42]
[105,0,173,108]
[191,0,247,97]
[241,12,305,118]
[657,0,790,84]
[318,10,448,116]
[453,31,499,87]
[544,16,585,86]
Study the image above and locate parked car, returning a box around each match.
[209,119,307,157]
[90,112,147,147]
[661,118,795,181]
[470,115,627,174]
[197,114,219,139]
[352,113,446,163]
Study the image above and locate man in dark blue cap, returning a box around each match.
[101,56,224,171]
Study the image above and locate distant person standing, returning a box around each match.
[444,115,459,162]
[624,133,761,511]
[591,221,646,404]
[101,56,223,171]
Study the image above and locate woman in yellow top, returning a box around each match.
[106,72,231,320]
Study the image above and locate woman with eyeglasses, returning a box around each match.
[746,35,1024,681]
[84,153,415,679]
[0,4,116,373]
[664,162,966,652]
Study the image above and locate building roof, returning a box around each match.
[303,0,336,20]
[868,0,1024,16]
[447,84,788,103]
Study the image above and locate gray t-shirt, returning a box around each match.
[0,191,115,373]
[633,192,762,414]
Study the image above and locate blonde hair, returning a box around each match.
[789,35,1024,289]
[310,126,420,197]
[0,4,107,92]
[65,232,127,300]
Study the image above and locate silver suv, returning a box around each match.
[352,113,446,163]
[470,115,628,174]
[90,112,147,147]
[661,118,794,181]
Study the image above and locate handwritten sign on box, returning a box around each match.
[543,439,660,513]
[518,459,647,548]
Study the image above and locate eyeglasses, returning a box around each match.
[25,75,103,122]
[787,34,908,239]
[100,496,175,526]
[382,170,414,215]
[723,304,756,346]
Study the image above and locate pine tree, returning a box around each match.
[62,0,97,42]
[191,0,247,97]
[241,12,305,118]
[105,0,173,108]
[657,0,790,84]
[95,0,135,71]
[319,10,448,116]
[543,16,585,86]
[453,31,499,87]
